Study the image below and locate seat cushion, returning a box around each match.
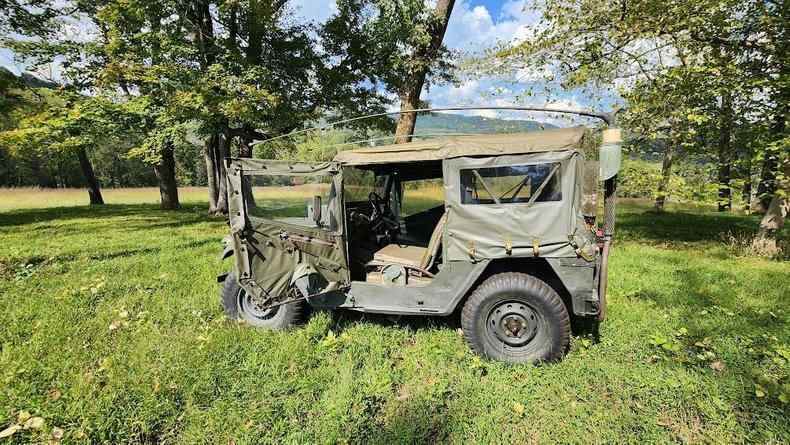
[372,244,427,268]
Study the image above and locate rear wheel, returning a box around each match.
[461,272,570,363]
[221,273,303,330]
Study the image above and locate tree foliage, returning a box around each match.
[487,0,787,244]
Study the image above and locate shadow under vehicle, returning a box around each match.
[218,108,623,363]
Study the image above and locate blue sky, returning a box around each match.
[289,0,619,124]
[1,0,619,125]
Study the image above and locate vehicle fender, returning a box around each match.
[219,235,234,260]
[544,257,598,317]
[217,236,235,283]
[291,262,319,284]
[291,263,325,298]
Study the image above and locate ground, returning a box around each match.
[0,188,788,444]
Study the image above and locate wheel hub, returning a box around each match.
[241,291,278,320]
[503,315,526,337]
[487,300,539,347]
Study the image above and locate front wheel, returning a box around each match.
[221,273,303,330]
[461,272,570,363]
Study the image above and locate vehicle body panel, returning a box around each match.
[442,150,594,262]
[309,260,490,315]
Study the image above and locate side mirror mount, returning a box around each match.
[312,195,322,226]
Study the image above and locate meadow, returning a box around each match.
[0,188,788,444]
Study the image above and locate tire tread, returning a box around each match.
[461,272,571,363]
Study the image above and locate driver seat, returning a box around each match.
[370,212,447,271]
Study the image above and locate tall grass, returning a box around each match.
[0,190,788,443]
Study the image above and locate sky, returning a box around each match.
[286,0,619,124]
[1,0,620,126]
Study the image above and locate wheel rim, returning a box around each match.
[238,289,280,321]
[486,299,540,347]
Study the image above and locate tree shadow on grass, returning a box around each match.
[8,238,219,266]
[624,254,789,416]
[615,209,761,245]
[0,203,221,228]
[627,254,786,337]
[322,307,462,335]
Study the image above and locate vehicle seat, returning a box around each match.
[370,212,447,271]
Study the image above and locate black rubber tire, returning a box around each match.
[220,273,303,330]
[461,272,570,364]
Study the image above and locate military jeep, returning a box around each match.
[218,122,622,363]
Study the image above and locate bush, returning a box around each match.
[618,158,719,205]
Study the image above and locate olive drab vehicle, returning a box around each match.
[217,108,623,364]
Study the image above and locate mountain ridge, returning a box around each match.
[413,112,557,135]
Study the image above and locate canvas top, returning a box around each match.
[333,126,586,166]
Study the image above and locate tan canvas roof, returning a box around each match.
[333,126,586,166]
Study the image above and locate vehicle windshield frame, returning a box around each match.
[226,159,344,235]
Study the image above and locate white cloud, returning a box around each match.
[423,74,614,127]
[420,1,625,126]
[0,49,22,75]
[443,0,542,52]
[515,65,553,82]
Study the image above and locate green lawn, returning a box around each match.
[0,193,788,444]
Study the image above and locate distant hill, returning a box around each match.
[413,112,556,135]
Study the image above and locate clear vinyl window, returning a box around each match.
[460,163,561,205]
[244,174,337,230]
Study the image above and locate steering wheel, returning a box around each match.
[368,192,384,221]
[368,192,400,239]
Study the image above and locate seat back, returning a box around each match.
[420,212,448,270]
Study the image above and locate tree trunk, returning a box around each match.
[205,131,229,216]
[205,134,220,214]
[741,152,752,213]
[717,156,732,212]
[238,129,256,207]
[394,89,421,144]
[654,139,675,212]
[76,147,104,205]
[154,144,180,210]
[754,107,785,213]
[191,0,217,67]
[754,154,777,213]
[717,92,733,212]
[214,131,230,215]
[752,161,789,255]
[393,0,455,144]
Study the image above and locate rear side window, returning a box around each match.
[460,163,561,205]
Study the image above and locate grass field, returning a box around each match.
[0,187,213,212]
[0,189,788,444]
